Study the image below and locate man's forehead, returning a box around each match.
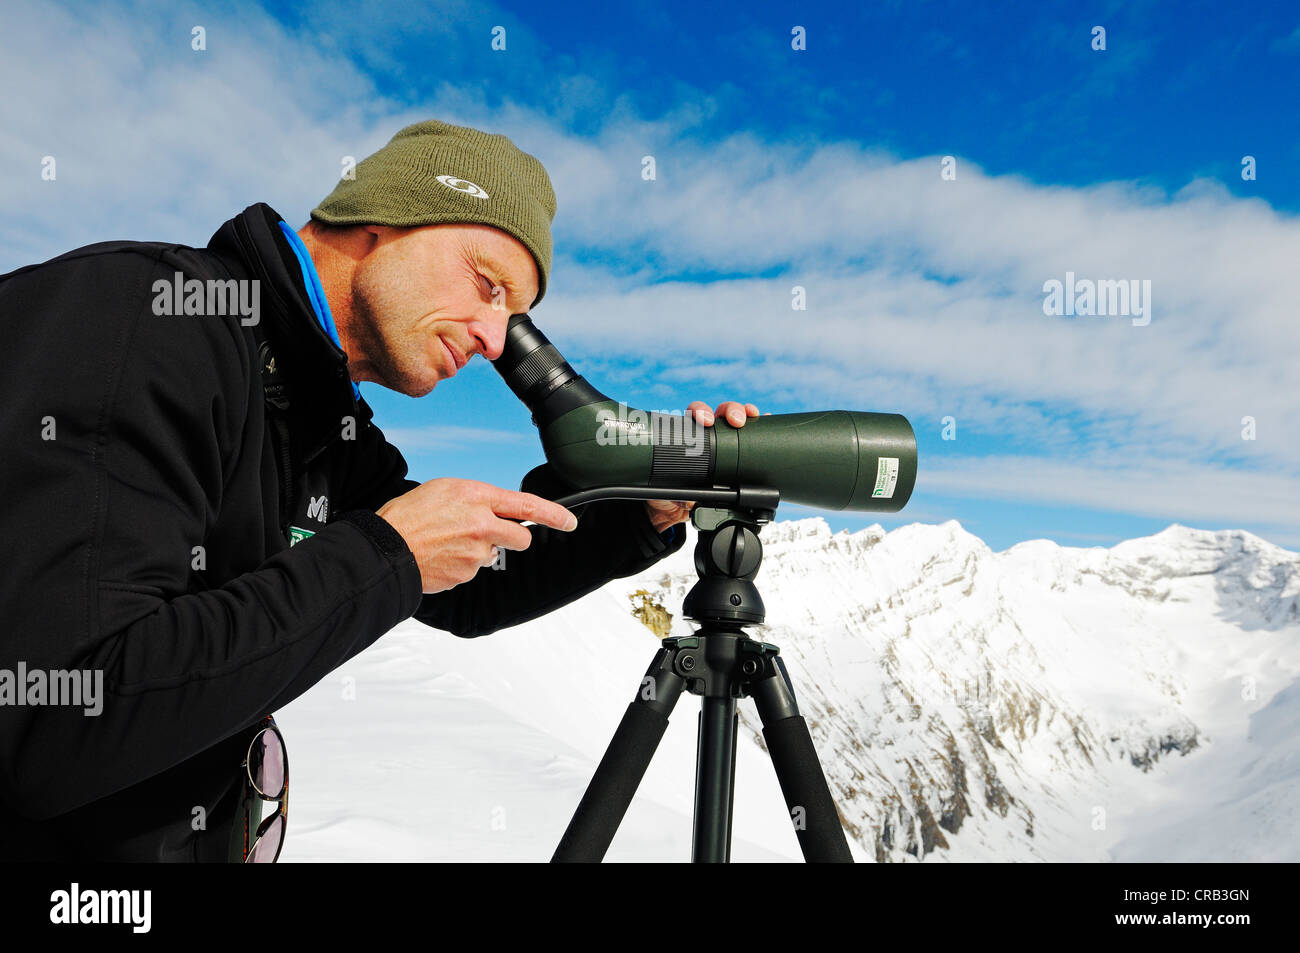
[408,221,540,308]
[473,242,530,277]
[439,222,518,257]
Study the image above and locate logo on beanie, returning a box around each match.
[435,174,490,200]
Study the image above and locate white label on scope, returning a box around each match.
[872,457,899,499]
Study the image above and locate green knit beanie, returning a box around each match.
[311,119,557,306]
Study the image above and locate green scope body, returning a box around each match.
[491,314,917,512]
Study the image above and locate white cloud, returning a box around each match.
[921,454,1300,534]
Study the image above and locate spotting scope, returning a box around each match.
[491,314,916,511]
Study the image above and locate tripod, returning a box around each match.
[547,484,854,863]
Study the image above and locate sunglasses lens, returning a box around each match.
[246,814,284,864]
[251,728,285,798]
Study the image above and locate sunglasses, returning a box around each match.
[240,716,289,863]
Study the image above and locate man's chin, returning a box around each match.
[406,372,441,398]
[375,358,445,397]
[393,379,433,398]
[372,373,437,398]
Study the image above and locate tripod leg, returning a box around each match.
[751,657,853,862]
[691,696,738,862]
[552,648,686,862]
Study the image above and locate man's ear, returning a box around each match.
[305,219,371,242]
[303,220,381,266]
[353,223,389,258]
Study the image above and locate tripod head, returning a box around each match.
[680,488,779,629]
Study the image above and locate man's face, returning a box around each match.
[349,223,540,396]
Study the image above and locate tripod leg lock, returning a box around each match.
[748,652,800,723]
[637,646,688,715]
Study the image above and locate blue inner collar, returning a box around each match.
[277,220,360,400]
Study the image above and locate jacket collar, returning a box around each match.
[208,203,360,459]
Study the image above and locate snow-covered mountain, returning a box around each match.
[277,519,1300,862]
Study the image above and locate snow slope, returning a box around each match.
[276,519,1300,862]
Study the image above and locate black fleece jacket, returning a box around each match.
[0,203,685,860]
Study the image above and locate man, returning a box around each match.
[0,119,760,861]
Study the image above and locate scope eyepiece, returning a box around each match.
[494,314,610,429]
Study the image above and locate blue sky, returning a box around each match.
[4,0,1299,550]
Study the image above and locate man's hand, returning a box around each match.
[644,401,762,533]
[377,478,579,593]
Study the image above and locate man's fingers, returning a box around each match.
[488,519,536,552]
[714,400,750,425]
[685,399,761,427]
[489,487,578,531]
[686,400,715,425]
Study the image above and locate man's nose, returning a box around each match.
[469,307,509,362]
